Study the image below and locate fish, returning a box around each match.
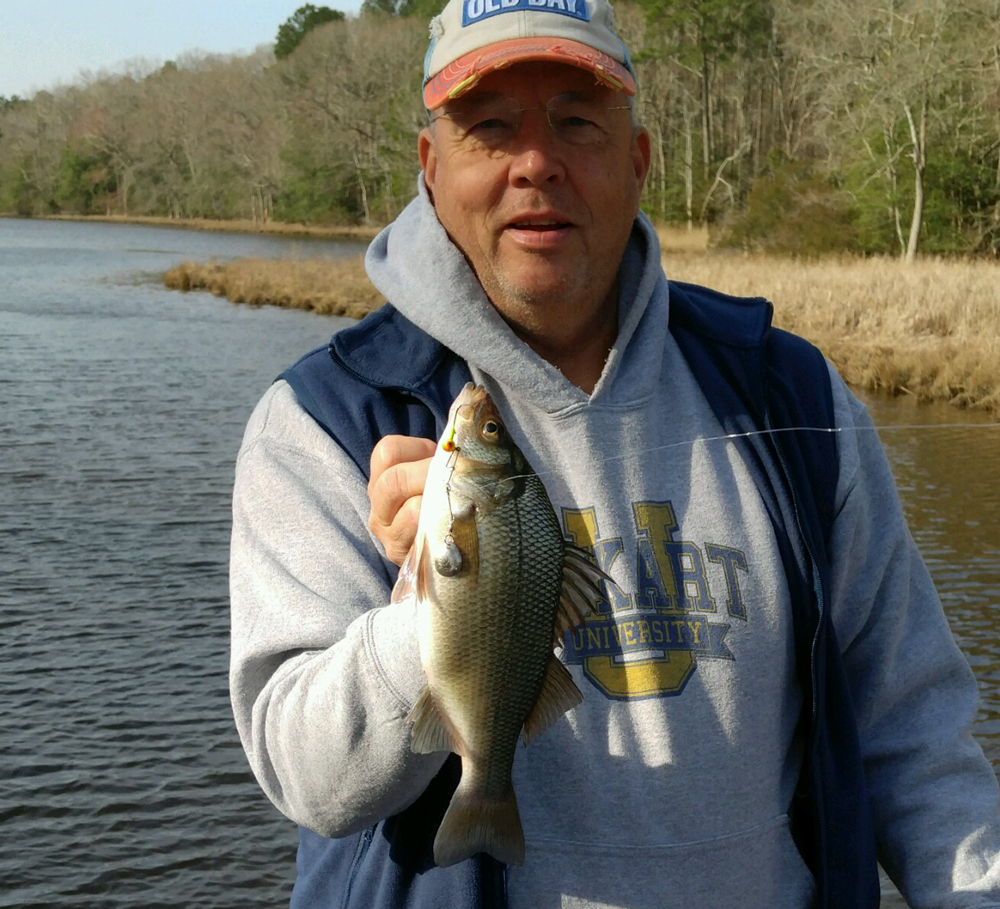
[391,382,608,868]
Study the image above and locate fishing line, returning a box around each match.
[502,421,1000,484]
[443,443,460,536]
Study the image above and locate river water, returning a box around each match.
[1,217,997,908]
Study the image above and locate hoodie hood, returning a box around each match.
[364,176,670,415]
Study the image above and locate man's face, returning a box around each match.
[419,61,650,334]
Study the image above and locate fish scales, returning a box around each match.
[395,383,607,868]
[432,474,564,796]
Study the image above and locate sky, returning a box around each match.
[0,0,363,99]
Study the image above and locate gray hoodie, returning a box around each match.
[230,182,1000,908]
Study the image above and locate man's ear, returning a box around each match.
[632,126,652,191]
[419,128,437,199]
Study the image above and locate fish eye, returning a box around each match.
[481,420,502,440]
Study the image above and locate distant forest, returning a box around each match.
[2,0,999,257]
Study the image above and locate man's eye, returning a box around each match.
[470,117,515,133]
[555,114,601,132]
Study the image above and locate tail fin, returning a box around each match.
[433,782,525,868]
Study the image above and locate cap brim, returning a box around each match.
[424,37,636,110]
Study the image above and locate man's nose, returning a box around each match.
[507,111,566,186]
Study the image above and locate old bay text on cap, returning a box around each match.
[463,0,589,26]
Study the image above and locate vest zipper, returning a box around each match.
[763,400,824,723]
[341,825,375,909]
[764,396,830,909]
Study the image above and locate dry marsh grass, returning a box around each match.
[665,253,1000,414]
[166,250,1000,414]
[164,257,384,320]
[654,223,710,254]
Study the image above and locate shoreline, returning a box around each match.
[4,212,707,250]
[165,252,1000,415]
[3,212,382,242]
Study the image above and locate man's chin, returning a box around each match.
[505,286,563,307]
[492,269,585,308]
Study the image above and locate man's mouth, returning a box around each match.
[506,218,573,232]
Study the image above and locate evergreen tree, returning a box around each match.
[275,5,345,59]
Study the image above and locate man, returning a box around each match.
[229,0,1000,905]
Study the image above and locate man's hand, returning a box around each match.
[368,435,437,566]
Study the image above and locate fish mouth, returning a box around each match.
[448,384,503,439]
[450,383,486,423]
[456,383,487,406]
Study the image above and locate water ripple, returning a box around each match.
[1,220,347,908]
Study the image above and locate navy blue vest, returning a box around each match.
[279,281,880,909]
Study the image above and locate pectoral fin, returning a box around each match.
[522,656,583,747]
[391,540,420,605]
[443,509,479,585]
[390,531,434,604]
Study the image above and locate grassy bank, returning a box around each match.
[671,253,1000,414]
[164,256,383,320]
[21,212,381,242]
[165,244,1000,415]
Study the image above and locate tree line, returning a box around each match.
[1,0,998,257]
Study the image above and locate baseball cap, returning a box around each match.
[423,0,637,111]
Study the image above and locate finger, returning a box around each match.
[368,436,436,564]
[382,494,424,566]
[369,435,436,493]
[368,455,433,532]
[367,436,435,559]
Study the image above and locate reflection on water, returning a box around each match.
[1,218,997,908]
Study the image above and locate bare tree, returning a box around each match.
[790,0,987,260]
[277,14,425,223]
